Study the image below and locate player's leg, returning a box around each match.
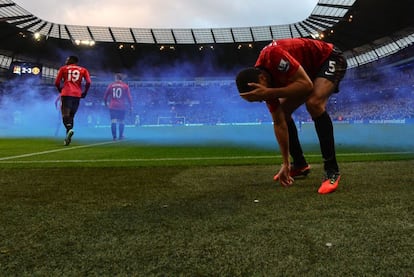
[281,95,311,176]
[273,96,311,182]
[62,97,79,146]
[61,105,74,146]
[61,103,72,134]
[118,110,126,139]
[109,109,117,140]
[111,120,117,140]
[306,78,340,193]
[307,48,347,194]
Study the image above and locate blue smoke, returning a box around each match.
[0,49,413,151]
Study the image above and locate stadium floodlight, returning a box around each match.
[33,32,41,41]
[74,39,95,47]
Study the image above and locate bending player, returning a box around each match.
[236,38,347,194]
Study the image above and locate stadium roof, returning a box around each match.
[0,0,356,45]
[0,0,413,71]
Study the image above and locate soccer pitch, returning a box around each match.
[0,123,413,276]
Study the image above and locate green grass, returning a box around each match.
[0,137,413,276]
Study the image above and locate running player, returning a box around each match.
[236,38,347,194]
[55,55,91,146]
[103,73,133,140]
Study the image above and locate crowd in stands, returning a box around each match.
[79,60,414,126]
[1,55,413,127]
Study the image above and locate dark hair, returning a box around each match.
[235,67,262,93]
[115,73,123,81]
[67,55,79,64]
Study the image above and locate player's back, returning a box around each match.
[106,81,131,110]
[58,64,90,97]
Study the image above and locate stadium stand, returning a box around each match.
[0,0,413,126]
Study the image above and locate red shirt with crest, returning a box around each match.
[104,81,132,110]
[255,38,334,87]
[55,64,91,97]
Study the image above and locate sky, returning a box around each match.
[12,0,318,29]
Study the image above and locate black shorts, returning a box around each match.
[61,96,80,115]
[316,47,347,93]
[109,109,126,120]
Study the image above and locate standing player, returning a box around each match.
[236,38,347,194]
[55,55,91,146]
[104,73,133,140]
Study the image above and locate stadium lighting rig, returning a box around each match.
[159,45,175,51]
[236,43,254,50]
[33,32,41,41]
[73,39,95,47]
[197,45,214,51]
[118,44,136,50]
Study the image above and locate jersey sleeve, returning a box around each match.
[83,69,91,85]
[269,47,300,79]
[54,68,63,88]
[103,84,111,102]
[126,85,132,105]
[256,46,301,87]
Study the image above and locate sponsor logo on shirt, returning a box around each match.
[278,59,290,72]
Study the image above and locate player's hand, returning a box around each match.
[276,164,294,187]
[239,82,268,102]
[81,92,87,98]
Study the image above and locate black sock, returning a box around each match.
[111,123,117,138]
[119,123,125,138]
[63,116,73,134]
[287,119,307,167]
[314,111,339,173]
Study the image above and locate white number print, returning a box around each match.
[67,69,81,82]
[112,87,123,99]
[325,60,336,76]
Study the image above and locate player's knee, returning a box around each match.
[63,116,70,124]
[305,101,324,118]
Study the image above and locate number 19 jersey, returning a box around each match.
[55,64,91,97]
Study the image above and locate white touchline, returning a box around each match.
[0,150,412,164]
[0,140,118,161]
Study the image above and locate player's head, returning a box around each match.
[235,67,269,93]
[115,73,123,81]
[66,55,79,65]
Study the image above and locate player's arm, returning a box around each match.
[103,86,110,107]
[81,70,92,98]
[54,95,61,109]
[54,69,63,92]
[127,86,133,111]
[270,104,293,187]
[240,66,313,102]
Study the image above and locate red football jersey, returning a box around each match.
[55,64,91,97]
[255,38,334,87]
[104,81,132,110]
